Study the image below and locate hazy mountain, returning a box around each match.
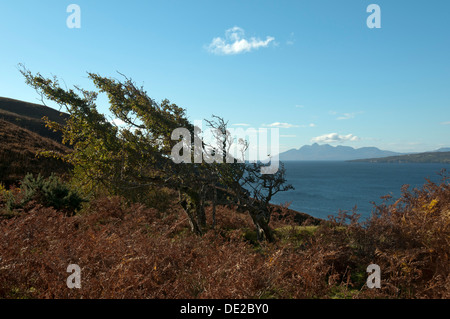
[279,143,402,161]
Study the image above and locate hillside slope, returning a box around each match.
[0,119,71,186]
[0,97,68,142]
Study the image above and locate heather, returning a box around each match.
[0,174,448,299]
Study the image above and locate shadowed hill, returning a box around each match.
[0,119,71,186]
[0,97,68,143]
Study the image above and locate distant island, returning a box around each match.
[279,143,402,161]
[350,151,450,164]
[279,143,450,163]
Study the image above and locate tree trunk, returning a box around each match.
[249,208,274,242]
[180,192,203,235]
[197,187,207,229]
[212,187,217,229]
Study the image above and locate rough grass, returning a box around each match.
[0,119,71,186]
[0,175,449,299]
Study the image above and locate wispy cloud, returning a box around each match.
[295,105,304,108]
[207,26,275,55]
[311,133,360,144]
[286,32,295,45]
[264,122,299,128]
[441,121,450,125]
[329,111,362,120]
[263,122,314,128]
[280,134,296,138]
[232,123,250,127]
[337,113,356,120]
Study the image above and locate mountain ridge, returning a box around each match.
[279,143,403,161]
[0,96,68,143]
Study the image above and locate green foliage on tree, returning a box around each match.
[20,66,293,240]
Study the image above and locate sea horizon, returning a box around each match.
[272,161,450,220]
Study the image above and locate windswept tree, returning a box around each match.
[21,67,293,240]
[21,67,208,234]
[204,116,293,241]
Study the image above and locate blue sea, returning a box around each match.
[271,161,450,220]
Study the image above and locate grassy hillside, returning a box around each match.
[0,119,71,186]
[0,97,68,143]
[0,97,72,185]
[350,151,450,163]
[1,176,449,299]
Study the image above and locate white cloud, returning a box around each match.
[264,122,299,128]
[335,111,363,120]
[298,123,316,128]
[441,121,450,125]
[337,113,356,120]
[207,26,275,55]
[295,105,304,108]
[232,123,250,127]
[311,133,360,144]
[263,122,314,128]
[280,134,296,138]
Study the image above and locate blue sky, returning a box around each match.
[0,0,449,153]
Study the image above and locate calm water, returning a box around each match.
[271,161,450,220]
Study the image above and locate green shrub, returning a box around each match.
[19,173,86,215]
